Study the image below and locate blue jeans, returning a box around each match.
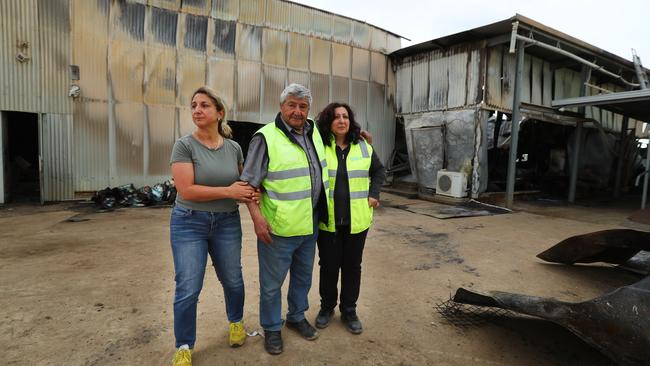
[257,217,319,331]
[170,205,244,348]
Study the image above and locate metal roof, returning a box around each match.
[390,14,643,79]
[552,89,650,122]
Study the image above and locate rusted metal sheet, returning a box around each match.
[0,0,41,113]
[310,38,330,75]
[262,28,287,66]
[290,2,311,35]
[211,18,236,57]
[239,0,265,26]
[452,278,650,366]
[429,51,448,110]
[212,0,239,21]
[38,0,71,114]
[288,69,309,89]
[207,57,235,112]
[265,0,290,31]
[332,16,352,44]
[181,0,210,16]
[288,33,309,70]
[262,65,286,122]
[485,46,503,108]
[146,104,175,179]
[41,113,74,201]
[310,73,330,118]
[352,47,369,81]
[144,46,176,105]
[177,53,206,106]
[396,63,412,114]
[370,28,387,53]
[537,229,650,265]
[183,14,208,52]
[412,58,429,112]
[236,60,261,123]
[236,23,262,61]
[370,51,385,85]
[73,100,109,191]
[312,9,332,39]
[332,43,351,77]
[350,80,368,129]
[72,0,108,102]
[331,76,349,104]
[352,21,370,49]
[115,103,144,186]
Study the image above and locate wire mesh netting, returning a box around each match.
[434,296,512,328]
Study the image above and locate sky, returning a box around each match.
[298,0,650,67]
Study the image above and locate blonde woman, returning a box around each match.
[170,86,255,365]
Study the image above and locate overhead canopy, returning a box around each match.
[552,89,650,123]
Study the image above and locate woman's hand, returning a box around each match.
[368,197,380,208]
[229,181,256,202]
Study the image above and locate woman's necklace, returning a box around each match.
[193,131,223,150]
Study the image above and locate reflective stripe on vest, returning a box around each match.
[258,121,328,237]
[319,139,373,234]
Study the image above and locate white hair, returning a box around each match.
[280,83,312,106]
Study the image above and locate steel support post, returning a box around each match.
[505,40,525,208]
[614,116,629,198]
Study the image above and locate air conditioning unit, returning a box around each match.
[436,170,467,198]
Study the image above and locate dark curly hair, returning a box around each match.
[316,102,361,145]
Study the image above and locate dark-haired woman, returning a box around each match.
[314,102,385,334]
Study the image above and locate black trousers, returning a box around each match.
[316,226,368,314]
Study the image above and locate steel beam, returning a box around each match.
[505,40,525,208]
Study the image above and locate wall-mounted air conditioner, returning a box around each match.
[436,170,467,198]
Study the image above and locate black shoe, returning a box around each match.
[285,318,319,340]
[341,312,363,334]
[315,309,335,329]
[264,330,283,355]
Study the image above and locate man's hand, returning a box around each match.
[360,130,373,144]
[252,215,273,244]
[368,197,380,208]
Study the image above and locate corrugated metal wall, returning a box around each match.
[0,0,41,113]
[2,0,400,198]
[41,114,74,200]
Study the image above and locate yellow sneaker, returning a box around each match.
[172,346,191,366]
[229,321,247,347]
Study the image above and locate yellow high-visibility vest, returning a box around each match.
[258,121,329,236]
[319,139,373,234]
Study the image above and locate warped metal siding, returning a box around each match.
[240,0,265,26]
[310,73,330,118]
[41,113,74,200]
[73,101,109,191]
[38,0,71,114]
[429,51,448,110]
[211,18,236,57]
[115,103,144,186]
[290,3,311,35]
[236,60,261,122]
[412,58,429,112]
[262,28,287,66]
[288,33,309,70]
[312,10,332,39]
[212,0,239,21]
[396,63,412,114]
[332,17,352,44]
[332,43,351,77]
[351,80,368,129]
[207,57,235,110]
[370,52,386,84]
[236,23,262,61]
[266,0,291,31]
[331,76,350,103]
[310,38,331,75]
[352,47,369,80]
[447,51,468,108]
[288,69,309,88]
[147,104,175,179]
[1,0,41,112]
[262,65,286,122]
[72,0,109,102]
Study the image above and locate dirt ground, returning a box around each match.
[1,193,643,365]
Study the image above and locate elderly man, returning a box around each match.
[241,84,329,355]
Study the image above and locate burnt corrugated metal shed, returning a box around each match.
[0,0,403,202]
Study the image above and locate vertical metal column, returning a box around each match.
[568,66,590,203]
[505,40,525,208]
[614,116,629,197]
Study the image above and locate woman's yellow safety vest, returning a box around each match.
[257,121,329,237]
[319,139,373,234]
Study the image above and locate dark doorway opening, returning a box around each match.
[4,111,40,202]
[230,120,264,159]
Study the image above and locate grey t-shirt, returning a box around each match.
[170,134,244,212]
